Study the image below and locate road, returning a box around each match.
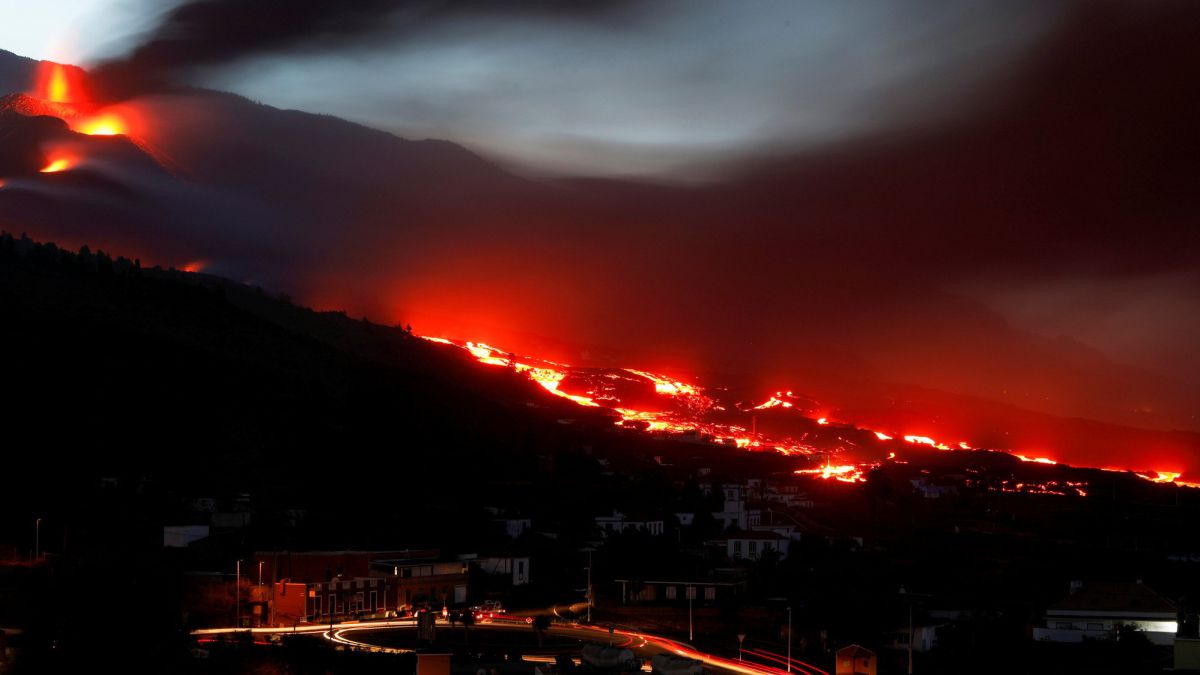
[193,617,830,675]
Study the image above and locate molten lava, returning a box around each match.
[420,333,1197,492]
[40,158,73,173]
[35,62,84,104]
[75,113,127,137]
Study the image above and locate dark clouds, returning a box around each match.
[92,0,630,98]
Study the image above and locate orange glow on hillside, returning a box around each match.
[795,463,865,483]
[181,260,208,273]
[40,158,73,173]
[74,112,127,136]
[419,333,1198,492]
[1137,470,1182,484]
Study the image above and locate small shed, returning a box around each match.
[835,644,876,675]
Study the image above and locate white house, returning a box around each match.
[472,556,531,586]
[723,532,790,560]
[495,518,532,539]
[595,511,665,536]
[1032,581,1178,646]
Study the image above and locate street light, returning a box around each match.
[900,586,913,675]
[786,606,792,674]
[235,559,242,627]
[584,548,594,623]
[686,586,695,642]
[737,633,746,662]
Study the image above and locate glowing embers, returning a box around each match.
[795,463,866,483]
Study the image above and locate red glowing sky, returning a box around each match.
[1,3,1199,480]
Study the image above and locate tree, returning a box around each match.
[532,615,552,647]
[460,607,475,644]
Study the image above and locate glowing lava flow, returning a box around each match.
[74,113,126,136]
[36,63,81,104]
[794,463,866,483]
[40,158,73,173]
[419,335,1195,491]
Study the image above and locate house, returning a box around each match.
[720,532,790,561]
[706,484,762,530]
[465,554,531,586]
[494,517,532,539]
[909,478,957,499]
[835,645,876,675]
[614,578,746,606]
[1032,581,1178,646]
[890,621,945,653]
[751,523,799,540]
[595,510,665,536]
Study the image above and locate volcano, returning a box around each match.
[0,41,1198,483]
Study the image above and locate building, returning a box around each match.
[494,517,532,539]
[595,510,665,536]
[253,550,470,626]
[465,554,531,586]
[614,578,747,606]
[705,483,763,530]
[720,532,790,561]
[1032,581,1179,646]
[835,645,876,675]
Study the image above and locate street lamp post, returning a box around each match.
[34,518,41,562]
[786,606,792,674]
[907,597,914,675]
[258,560,264,586]
[586,549,593,623]
[688,594,694,642]
[737,633,746,662]
[235,559,242,628]
[900,585,913,675]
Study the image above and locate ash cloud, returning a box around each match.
[91,0,630,99]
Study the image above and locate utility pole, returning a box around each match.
[900,585,913,675]
[258,560,264,586]
[687,587,694,642]
[235,559,242,628]
[586,549,593,623]
[907,599,914,675]
[786,606,793,673]
[34,518,41,562]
